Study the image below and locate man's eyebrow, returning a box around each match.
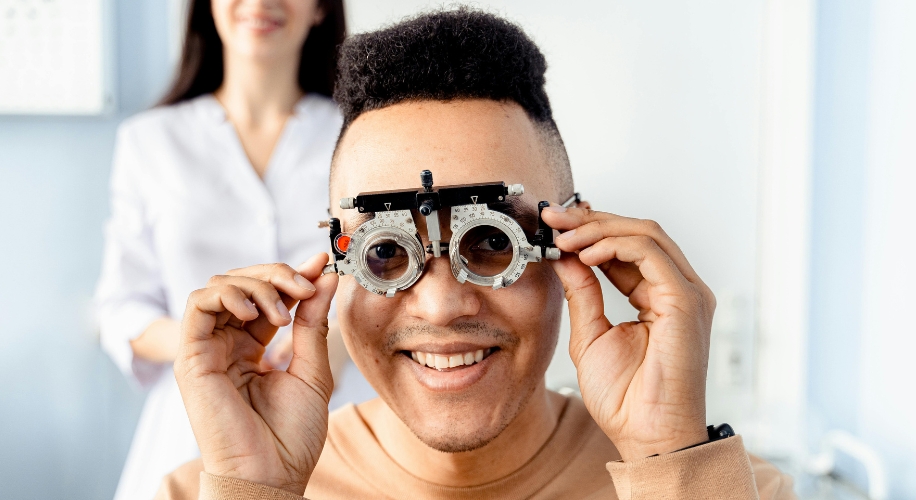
[486,198,539,231]
[343,211,375,232]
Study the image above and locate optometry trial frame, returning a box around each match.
[321,170,580,297]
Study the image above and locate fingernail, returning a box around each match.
[556,228,576,240]
[544,205,567,213]
[276,300,292,322]
[294,274,316,291]
[243,299,258,315]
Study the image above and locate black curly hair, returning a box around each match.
[332,7,573,196]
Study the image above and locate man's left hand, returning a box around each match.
[542,205,715,461]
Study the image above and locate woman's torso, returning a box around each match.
[108,93,342,500]
[122,94,340,319]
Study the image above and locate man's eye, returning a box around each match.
[370,243,400,259]
[474,233,511,252]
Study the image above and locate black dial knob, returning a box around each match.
[419,199,435,216]
[420,170,434,192]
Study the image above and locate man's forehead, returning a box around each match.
[331,99,557,209]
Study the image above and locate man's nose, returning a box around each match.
[403,254,481,326]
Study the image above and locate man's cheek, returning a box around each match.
[337,280,391,364]
[502,265,562,319]
[498,266,563,360]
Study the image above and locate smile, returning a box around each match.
[407,348,496,370]
[238,15,283,33]
[399,345,502,392]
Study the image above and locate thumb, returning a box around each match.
[287,260,339,401]
[549,253,612,364]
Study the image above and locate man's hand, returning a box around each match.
[174,254,338,494]
[542,205,715,461]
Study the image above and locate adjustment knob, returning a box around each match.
[340,197,356,209]
[544,247,561,260]
[420,170,434,191]
[507,184,524,196]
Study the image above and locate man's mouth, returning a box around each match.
[402,348,498,371]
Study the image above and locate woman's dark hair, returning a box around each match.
[159,0,346,106]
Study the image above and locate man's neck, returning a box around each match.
[358,385,566,487]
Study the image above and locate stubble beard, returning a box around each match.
[407,381,538,453]
[384,321,537,453]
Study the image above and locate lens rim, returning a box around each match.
[336,210,425,297]
[448,204,541,289]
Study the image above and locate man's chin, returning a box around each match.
[373,342,543,454]
[407,416,508,454]
[390,384,535,455]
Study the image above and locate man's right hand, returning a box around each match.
[174,254,339,495]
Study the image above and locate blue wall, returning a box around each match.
[809,1,916,497]
[0,1,171,498]
[808,0,870,438]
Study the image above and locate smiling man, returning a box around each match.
[157,9,795,500]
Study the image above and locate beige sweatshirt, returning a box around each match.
[156,395,795,500]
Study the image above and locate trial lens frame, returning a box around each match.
[321,170,580,297]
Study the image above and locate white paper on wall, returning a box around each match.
[0,0,112,115]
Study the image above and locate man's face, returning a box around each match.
[331,100,565,452]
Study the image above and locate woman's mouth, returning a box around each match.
[238,15,283,33]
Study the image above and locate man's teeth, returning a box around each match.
[410,349,489,370]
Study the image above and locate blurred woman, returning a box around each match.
[95,1,346,498]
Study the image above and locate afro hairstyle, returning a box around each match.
[331,7,573,196]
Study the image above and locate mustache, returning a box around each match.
[384,321,519,351]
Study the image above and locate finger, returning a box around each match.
[288,262,338,402]
[180,285,259,344]
[596,259,643,297]
[221,263,317,301]
[202,275,293,339]
[296,252,334,281]
[542,205,700,283]
[579,235,691,291]
[630,279,659,322]
[548,254,612,364]
[242,254,337,346]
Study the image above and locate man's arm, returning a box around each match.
[605,437,796,499]
[154,460,305,500]
[542,205,795,498]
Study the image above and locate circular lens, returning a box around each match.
[457,225,515,277]
[365,239,410,280]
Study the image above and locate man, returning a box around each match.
[158,9,794,500]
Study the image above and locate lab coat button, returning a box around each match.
[258,214,273,227]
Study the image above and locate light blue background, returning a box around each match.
[1,0,913,498]
[0,1,171,498]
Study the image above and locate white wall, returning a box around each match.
[346,0,766,431]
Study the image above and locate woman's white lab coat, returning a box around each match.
[95,94,341,500]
